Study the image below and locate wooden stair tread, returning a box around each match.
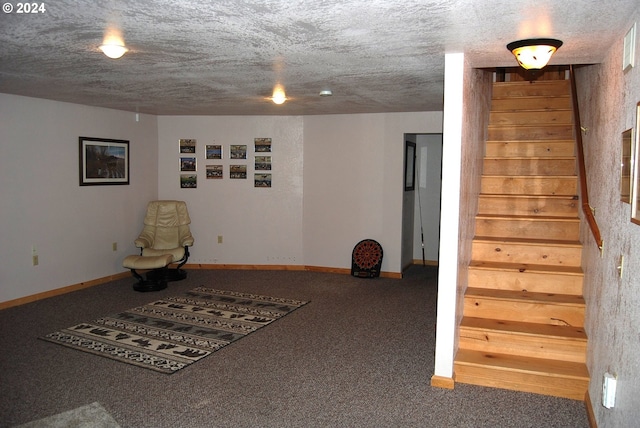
[468,261,583,276]
[493,81,570,86]
[455,349,589,380]
[492,95,570,100]
[476,214,579,221]
[473,235,582,247]
[484,156,576,160]
[488,122,572,127]
[479,194,578,199]
[482,174,577,178]
[486,139,574,142]
[460,317,587,340]
[465,287,585,307]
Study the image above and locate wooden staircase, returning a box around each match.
[454,79,590,400]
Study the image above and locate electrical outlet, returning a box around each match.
[217,235,223,244]
[112,242,118,251]
[32,255,39,266]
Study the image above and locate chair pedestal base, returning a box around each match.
[123,254,175,292]
[133,277,168,292]
[147,268,187,283]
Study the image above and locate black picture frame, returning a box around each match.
[404,141,416,191]
[79,137,130,186]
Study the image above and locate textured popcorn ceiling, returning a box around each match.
[0,0,637,115]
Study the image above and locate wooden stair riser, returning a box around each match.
[468,267,584,295]
[463,297,585,326]
[486,141,575,157]
[492,81,570,98]
[483,158,576,176]
[491,96,571,112]
[471,240,582,267]
[478,195,579,217]
[488,125,574,141]
[490,110,572,126]
[481,176,577,195]
[459,327,586,363]
[475,217,580,241]
[453,361,588,401]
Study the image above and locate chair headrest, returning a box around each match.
[144,200,191,227]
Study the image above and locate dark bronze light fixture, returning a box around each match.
[507,38,563,70]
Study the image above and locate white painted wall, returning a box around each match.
[156,116,305,266]
[0,94,158,303]
[433,53,491,380]
[433,53,464,379]
[303,112,443,273]
[1,103,441,304]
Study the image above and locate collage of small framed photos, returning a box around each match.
[178,138,272,188]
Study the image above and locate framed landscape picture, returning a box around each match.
[206,144,222,159]
[179,138,196,153]
[79,137,129,186]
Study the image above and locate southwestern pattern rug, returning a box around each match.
[40,287,308,374]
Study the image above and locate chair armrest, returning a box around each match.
[134,237,152,248]
[180,235,194,247]
[135,225,156,248]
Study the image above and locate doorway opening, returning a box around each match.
[401,133,443,271]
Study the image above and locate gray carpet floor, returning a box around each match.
[0,266,589,427]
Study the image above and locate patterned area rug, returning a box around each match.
[16,402,120,428]
[41,287,308,374]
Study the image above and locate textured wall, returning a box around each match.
[456,64,493,337]
[575,9,640,426]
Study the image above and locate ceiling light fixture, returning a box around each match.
[271,84,287,105]
[99,43,128,59]
[507,38,563,70]
[319,89,333,97]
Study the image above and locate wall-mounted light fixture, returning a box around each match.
[271,84,287,105]
[507,38,563,70]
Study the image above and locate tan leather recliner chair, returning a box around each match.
[123,200,194,291]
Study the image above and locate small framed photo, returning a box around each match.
[621,128,633,203]
[79,136,129,186]
[230,165,247,179]
[632,102,640,224]
[180,157,196,172]
[230,145,247,159]
[206,165,223,179]
[255,155,272,171]
[180,174,197,188]
[255,173,272,187]
[179,139,196,153]
[206,144,222,159]
[255,138,272,152]
[404,141,416,191]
